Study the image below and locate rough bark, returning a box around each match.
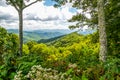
[18,10,23,56]
[98,0,107,62]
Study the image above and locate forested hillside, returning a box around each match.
[0,27,120,80]
[46,32,84,47]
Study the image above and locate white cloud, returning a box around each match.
[0,0,76,30]
[24,1,75,21]
[0,5,18,17]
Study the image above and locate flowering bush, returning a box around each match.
[14,65,72,80]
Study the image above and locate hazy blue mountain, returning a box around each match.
[7,29,95,43]
[32,29,75,34]
[38,35,65,43]
[7,29,19,34]
[7,29,75,42]
[77,29,95,35]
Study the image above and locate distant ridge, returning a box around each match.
[7,29,74,43]
[7,29,95,43]
[38,35,65,43]
[38,32,84,47]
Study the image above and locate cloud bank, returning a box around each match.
[0,0,76,30]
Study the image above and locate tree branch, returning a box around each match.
[9,0,19,11]
[23,0,41,9]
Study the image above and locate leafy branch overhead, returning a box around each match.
[6,0,42,11]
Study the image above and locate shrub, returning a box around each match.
[23,44,29,54]
[14,65,72,80]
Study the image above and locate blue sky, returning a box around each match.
[0,0,77,30]
[44,0,57,6]
[44,0,77,13]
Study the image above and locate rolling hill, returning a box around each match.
[7,29,95,43]
[38,32,84,47]
[7,29,74,43]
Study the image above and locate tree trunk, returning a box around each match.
[98,0,107,62]
[18,10,23,56]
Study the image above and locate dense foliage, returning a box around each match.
[69,0,120,58]
[0,27,120,80]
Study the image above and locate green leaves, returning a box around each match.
[81,73,88,80]
[66,68,73,75]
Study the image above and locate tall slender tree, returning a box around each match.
[53,0,107,62]
[6,0,42,56]
[97,0,107,62]
[70,0,120,58]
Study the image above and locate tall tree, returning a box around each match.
[68,0,120,58]
[97,0,107,62]
[53,0,107,62]
[6,0,42,56]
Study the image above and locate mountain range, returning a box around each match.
[7,29,95,43]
